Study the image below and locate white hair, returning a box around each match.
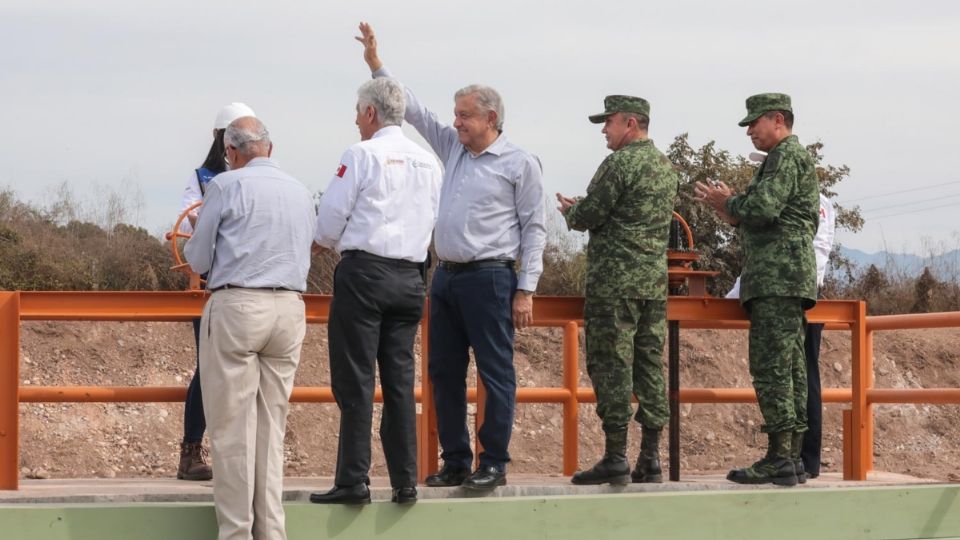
[224,117,271,157]
[455,84,505,131]
[357,78,405,127]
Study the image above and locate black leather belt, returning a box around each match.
[210,284,300,293]
[341,250,423,269]
[438,259,514,272]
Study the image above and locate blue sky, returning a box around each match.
[2,0,958,254]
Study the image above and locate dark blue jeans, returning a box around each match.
[428,266,516,472]
[183,318,206,444]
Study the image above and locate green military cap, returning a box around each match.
[588,95,651,124]
[738,93,792,127]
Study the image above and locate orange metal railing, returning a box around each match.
[2,291,960,490]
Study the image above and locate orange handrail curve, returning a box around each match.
[5,291,960,489]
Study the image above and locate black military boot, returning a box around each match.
[631,426,663,483]
[792,431,807,484]
[571,429,630,485]
[727,431,797,487]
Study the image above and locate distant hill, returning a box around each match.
[839,247,960,275]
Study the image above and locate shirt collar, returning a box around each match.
[624,138,653,149]
[246,156,278,168]
[372,125,403,139]
[471,133,508,157]
[773,134,798,151]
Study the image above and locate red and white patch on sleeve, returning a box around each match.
[336,164,347,178]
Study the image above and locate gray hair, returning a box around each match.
[455,84,505,132]
[357,78,406,127]
[224,117,271,157]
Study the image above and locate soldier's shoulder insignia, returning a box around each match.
[761,151,782,177]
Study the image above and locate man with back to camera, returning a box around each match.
[557,95,678,485]
[693,93,819,486]
[309,76,442,506]
[184,116,315,539]
[355,22,547,491]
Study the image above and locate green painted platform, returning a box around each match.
[3,483,960,540]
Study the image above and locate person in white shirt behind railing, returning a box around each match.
[726,187,836,480]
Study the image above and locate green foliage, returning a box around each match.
[669,134,862,295]
[0,188,185,291]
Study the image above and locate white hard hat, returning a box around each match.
[214,102,256,129]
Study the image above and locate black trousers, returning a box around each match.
[802,322,824,475]
[328,254,425,488]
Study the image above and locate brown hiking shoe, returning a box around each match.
[177,442,213,481]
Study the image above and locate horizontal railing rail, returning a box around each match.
[2,291,959,490]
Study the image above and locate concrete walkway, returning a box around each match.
[0,471,940,504]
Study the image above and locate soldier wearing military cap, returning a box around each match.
[558,95,678,485]
[694,93,819,486]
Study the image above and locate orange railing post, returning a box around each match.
[865,329,875,474]
[0,292,20,491]
[850,300,869,480]
[417,307,437,481]
[562,321,580,476]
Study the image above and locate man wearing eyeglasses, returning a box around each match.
[185,116,315,540]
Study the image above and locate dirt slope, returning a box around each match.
[16,322,960,481]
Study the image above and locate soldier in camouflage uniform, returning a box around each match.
[694,93,819,486]
[557,95,678,485]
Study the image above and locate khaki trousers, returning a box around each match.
[199,289,305,540]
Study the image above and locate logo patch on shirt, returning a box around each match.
[411,160,432,169]
[336,164,347,178]
[386,158,406,166]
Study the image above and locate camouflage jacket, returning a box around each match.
[565,139,678,299]
[725,135,818,306]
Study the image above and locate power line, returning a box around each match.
[838,180,960,204]
[861,192,960,214]
[867,200,960,221]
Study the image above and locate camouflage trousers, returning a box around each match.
[744,296,808,434]
[584,298,668,433]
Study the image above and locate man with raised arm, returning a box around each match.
[355,22,546,491]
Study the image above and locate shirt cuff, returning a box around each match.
[372,66,390,79]
[517,273,539,293]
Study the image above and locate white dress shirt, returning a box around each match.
[178,172,203,234]
[727,193,836,298]
[184,157,316,291]
[314,125,442,262]
[373,67,547,292]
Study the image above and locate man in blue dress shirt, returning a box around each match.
[356,22,547,491]
[185,116,315,540]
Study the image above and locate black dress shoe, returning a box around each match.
[462,465,506,491]
[391,486,417,504]
[425,464,470,487]
[309,484,371,505]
